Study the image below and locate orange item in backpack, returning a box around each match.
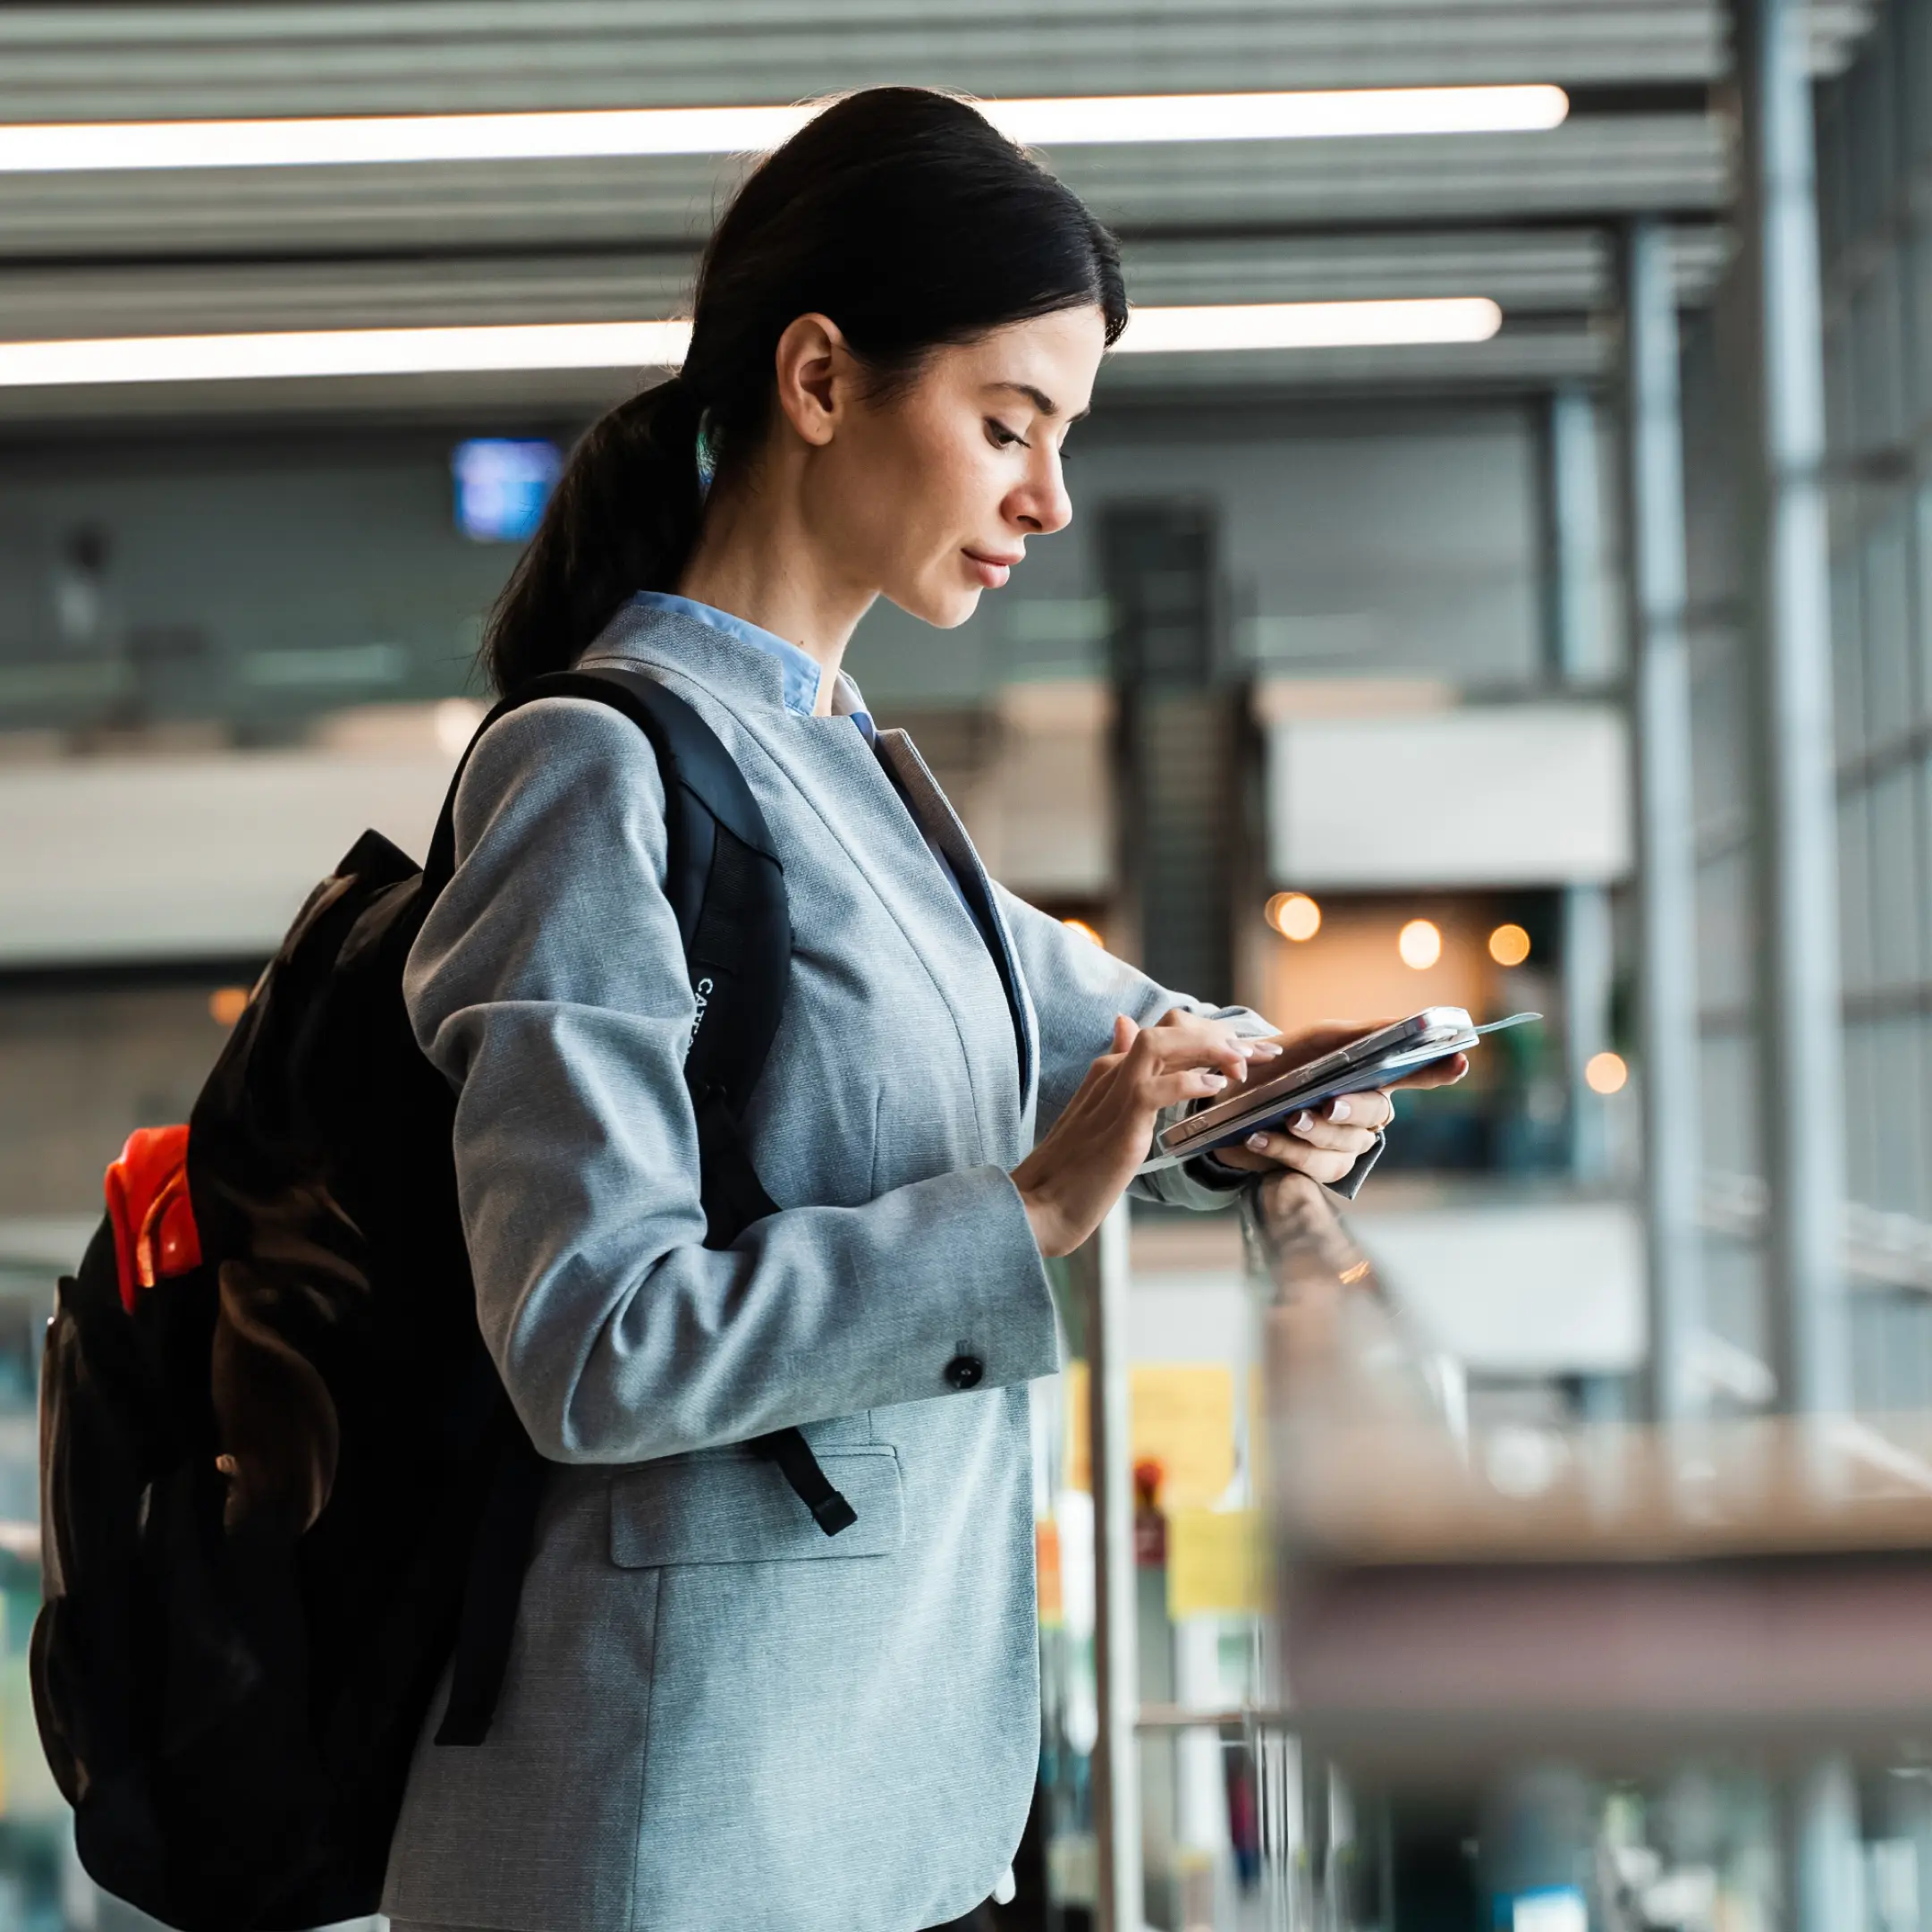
[103,1124,201,1313]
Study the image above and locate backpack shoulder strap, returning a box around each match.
[430,666,850,1748]
[424,665,791,1237]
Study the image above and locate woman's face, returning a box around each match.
[801,305,1109,629]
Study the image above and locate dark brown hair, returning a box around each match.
[483,86,1127,694]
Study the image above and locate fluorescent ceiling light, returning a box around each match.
[996,86,1567,146]
[0,301,1503,388]
[0,87,1568,174]
[0,321,696,386]
[1114,299,1504,352]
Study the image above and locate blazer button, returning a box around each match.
[944,1353,985,1391]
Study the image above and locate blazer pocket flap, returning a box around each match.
[609,1446,904,1566]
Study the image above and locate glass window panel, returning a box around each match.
[1818,86,1851,268]
[1852,261,1906,453]
[1835,542,1868,762]
[1699,1030,1762,1180]
[1909,0,1932,174]
[1700,1231,1768,1369]
[1871,1014,1927,1218]
[1841,790,1877,995]
[1864,499,1915,740]
[1912,479,1932,722]
[1852,1291,1885,1411]
[1843,1019,1881,1207]
[1918,754,1932,978]
[1696,845,1754,1015]
[1691,625,1751,828]
[1918,1011,1932,1219]
[1826,309,1860,459]
[1870,761,1922,985]
[1851,49,1896,243]
[1909,225,1932,424]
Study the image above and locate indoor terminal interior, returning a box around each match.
[2,2,1929,1928]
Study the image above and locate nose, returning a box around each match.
[1009,444,1073,538]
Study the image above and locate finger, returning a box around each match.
[1131,1018,1254,1084]
[1112,1013,1140,1055]
[1142,1065,1234,1110]
[1176,1020,1286,1071]
[1152,1009,1284,1060]
[1321,1089,1395,1133]
[1278,1112,1378,1157]
[1234,1131,1357,1187]
[1388,1053,1468,1091]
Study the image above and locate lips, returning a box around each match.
[964,548,1022,589]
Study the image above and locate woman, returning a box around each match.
[385,87,1457,1932]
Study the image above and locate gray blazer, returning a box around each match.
[382,602,1273,1932]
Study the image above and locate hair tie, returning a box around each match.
[694,407,717,497]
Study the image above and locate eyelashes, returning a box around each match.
[985,417,1029,450]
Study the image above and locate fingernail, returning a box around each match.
[1202,1072,1227,1089]
[1293,1111,1315,1132]
[1328,1097,1352,1123]
[1250,1041,1284,1057]
[1246,1133,1270,1151]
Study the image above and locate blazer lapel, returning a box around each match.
[873,729,1038,1112]
[586,616,1033,1156]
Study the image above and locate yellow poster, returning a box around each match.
[1166,1508,1267,1620]
[1130,1364,1235,1508]
[1062,1360,1090,1492]
[1057,1360,1235,1507]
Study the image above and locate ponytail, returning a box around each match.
[480,374,704,695]
[479,88,1125,699]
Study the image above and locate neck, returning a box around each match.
[675,455,875,716]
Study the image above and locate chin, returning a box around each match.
[890,582,983,630]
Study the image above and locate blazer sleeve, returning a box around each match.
[992,884,1384,1208]
[405,697,1059,1465]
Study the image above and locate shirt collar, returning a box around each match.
[626,590,874,737]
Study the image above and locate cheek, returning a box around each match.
[852,429,982,572]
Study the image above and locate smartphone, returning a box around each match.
[1156,1006,1477,1162]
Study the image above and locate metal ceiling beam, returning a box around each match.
[0,227,1730,339]
[0,4,1736,118]
[0,117,1725,261]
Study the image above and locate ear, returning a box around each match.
[772,312,852,448]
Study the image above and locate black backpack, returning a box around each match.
[33,665,855,1932]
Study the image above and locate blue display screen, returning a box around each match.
[453,437,562,542]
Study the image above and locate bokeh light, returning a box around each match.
[1585,1050,1629,1095]
[1397,918,1442,970]
[1487,921,1531,967]
[208,987,250,1026]
[1062,918,1105,947]
[1265,891,1322,941]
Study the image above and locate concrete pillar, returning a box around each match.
[1732,0,1850,1424]
[1733,4,1857,1925]
[1543,387,1619,1186]
[1618,219,1707,1423]
[1075,1203,1143,1932]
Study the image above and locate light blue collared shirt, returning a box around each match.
[626,591,978,923]
[629,591,875,737]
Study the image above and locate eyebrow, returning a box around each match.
[990,380,1091,423]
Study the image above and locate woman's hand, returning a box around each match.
[1012,1011,1282,1258]
[1208,1018,1469,1186]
